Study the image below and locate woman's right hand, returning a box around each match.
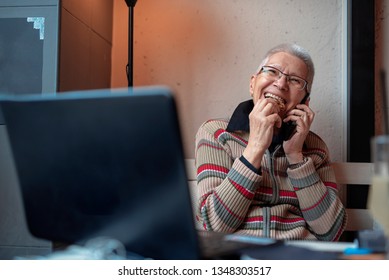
[242,98,282,169]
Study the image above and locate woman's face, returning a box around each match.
[250,52,309,118]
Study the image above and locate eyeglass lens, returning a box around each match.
[261,66,307,90]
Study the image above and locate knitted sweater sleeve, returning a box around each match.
[195,120,261,232]
[287,136,348,241]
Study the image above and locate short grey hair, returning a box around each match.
[255,43,315,93]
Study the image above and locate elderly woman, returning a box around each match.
[195,43,347,241]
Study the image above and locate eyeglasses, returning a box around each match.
[259,65,308,91]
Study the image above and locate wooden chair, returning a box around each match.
[185,159,374,233]
[332,162,374,232]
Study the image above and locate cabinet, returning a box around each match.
[0,0,59,260]
[0,0,113,259]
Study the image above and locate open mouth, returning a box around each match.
[265,93,286,112]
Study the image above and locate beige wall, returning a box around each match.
[112,0,347,161]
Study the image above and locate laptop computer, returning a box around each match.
[0,86,272,260]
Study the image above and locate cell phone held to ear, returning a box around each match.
[280,93,310,141]
[280,121,296,141]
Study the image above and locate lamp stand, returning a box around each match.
[124,0,137,87]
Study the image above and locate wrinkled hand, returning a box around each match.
[282,104,315,163]
[243,98,282,169]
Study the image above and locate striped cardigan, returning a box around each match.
[195,118,347,241]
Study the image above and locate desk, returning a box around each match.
[286,239,387,260]
[341,253,386,260]
[199,232,388,260]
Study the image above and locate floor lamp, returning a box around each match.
[124,0,137,87]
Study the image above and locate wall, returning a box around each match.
[58,0,113,91]
[111,0,128,87]
[112,0,347,162]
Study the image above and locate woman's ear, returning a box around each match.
[306,96,311,106]
[249,75,256,97]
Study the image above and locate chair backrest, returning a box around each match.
[332,162,373,185]
[185,159,374,232]
[332,162,374,232]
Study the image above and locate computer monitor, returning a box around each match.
[0,86,200,259]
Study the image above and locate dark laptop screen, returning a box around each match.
[0,86,200,259]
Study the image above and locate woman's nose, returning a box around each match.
[273,74,288,90]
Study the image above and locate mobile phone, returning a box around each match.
[281,121,296,141]
[280,93,310,141]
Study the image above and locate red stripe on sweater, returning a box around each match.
[256,188,296,198]
[279,190,297,198]
[302,191,328,211]
[333,227,343,241]
[256,187,273,195]
[213,192,245,221]
[229,178,255,199]
[270,216,305,223]
[197,164,229,176]
[305,146,327,155]
[214,129,248,144]
[214,129,225,138]
[246,216,264,223]
[199,192,245,223]
[197,141,224,151]
[323,181,338,191]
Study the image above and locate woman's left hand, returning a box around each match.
[282,104,315,164]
